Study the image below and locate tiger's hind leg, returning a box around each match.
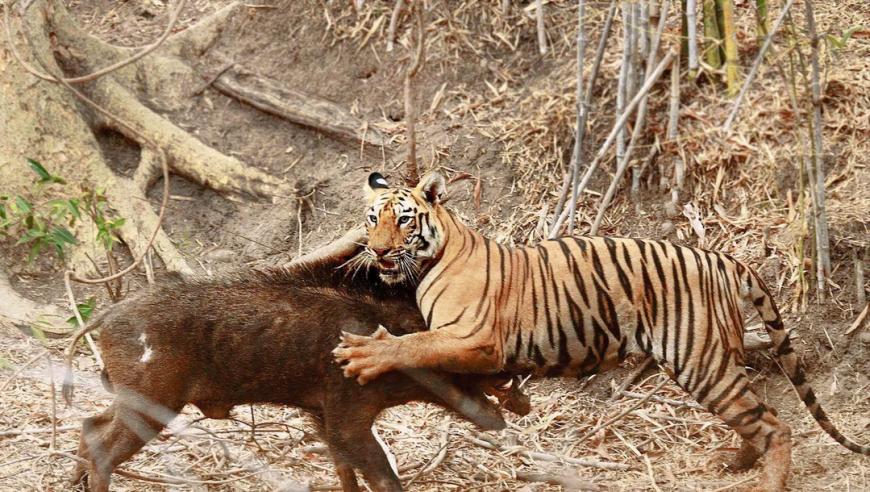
[666,360,791,492]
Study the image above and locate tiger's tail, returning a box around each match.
[742,265,869,454]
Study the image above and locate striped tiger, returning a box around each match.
[333,171,868,491]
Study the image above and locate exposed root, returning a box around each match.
[90,76,292,201]
[0,269,65,329]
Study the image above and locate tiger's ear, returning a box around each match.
[364,172,390,199]
[415,171,447,204]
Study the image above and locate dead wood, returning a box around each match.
[213,65,389,148]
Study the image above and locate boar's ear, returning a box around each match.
[364,172,390,199]
[415,171,446,205]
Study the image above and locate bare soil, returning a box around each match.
[1,1,867,491]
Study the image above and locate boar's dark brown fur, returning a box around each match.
[64,250,529,492]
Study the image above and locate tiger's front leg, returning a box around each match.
[333,326,502,385]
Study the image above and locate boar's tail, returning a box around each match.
[62,313,106,406]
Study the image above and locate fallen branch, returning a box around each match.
[213,65,388,147]
[856,251,867,312]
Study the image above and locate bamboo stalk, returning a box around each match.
[804,0,831,296]
[616,2,631,170]
[593,0,670,232]
[855,251,866,312]
[722,0,797,133]
[685,0,698,76]
[566,0,588,235]
[552,50,676,232]
[536,0,548,55]
[719,0,740,96]
[585,0,618,106]
[666,48,682,202]
[702,0,722,69]
[552,0,618,227]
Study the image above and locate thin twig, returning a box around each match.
[403,0,426,185]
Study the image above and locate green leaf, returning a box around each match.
[27,158,51,181]
[50,226,77,245]
[29,323,48,343]
[67,198,81,221]
[26,240,44,263]
[14,196,32,214]
[109,218,125,229]
[27,158,65,184]
[66,297,96,327]
[0,203,5,221]
[15,228,45,245]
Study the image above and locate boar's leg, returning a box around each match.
[322,410,402,492]
[72,406,115,486]
[335,463,362,492]
[76,399,179,492]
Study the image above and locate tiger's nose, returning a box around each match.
[371,246,391,257]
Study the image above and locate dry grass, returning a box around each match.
[2,325,868,491]
[2,0,869,490]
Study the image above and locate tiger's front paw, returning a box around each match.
[333,327,397,385]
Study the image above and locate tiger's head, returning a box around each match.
[358,171,448,285]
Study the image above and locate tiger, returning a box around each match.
[332,171,869,491]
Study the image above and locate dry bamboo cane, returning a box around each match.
[616,2,631,171]
[702,0,722,69]
[719,0,740,96]
[536,0,548,55]
[552,50,676,232]
[552,0,618,227]
[593,0,671,233]
[855,251,866,312]
[565,0,588,236]
[685,0,698,76]
[804,0,831,297]
[722,0,797,133]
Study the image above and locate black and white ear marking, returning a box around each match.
[416,172,447,204]
[368,172,390,190]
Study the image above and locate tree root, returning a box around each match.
[89,75,292,201]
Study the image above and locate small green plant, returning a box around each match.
[66,297,97,328]
[0,159,126,263]
[0,159,79,262]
